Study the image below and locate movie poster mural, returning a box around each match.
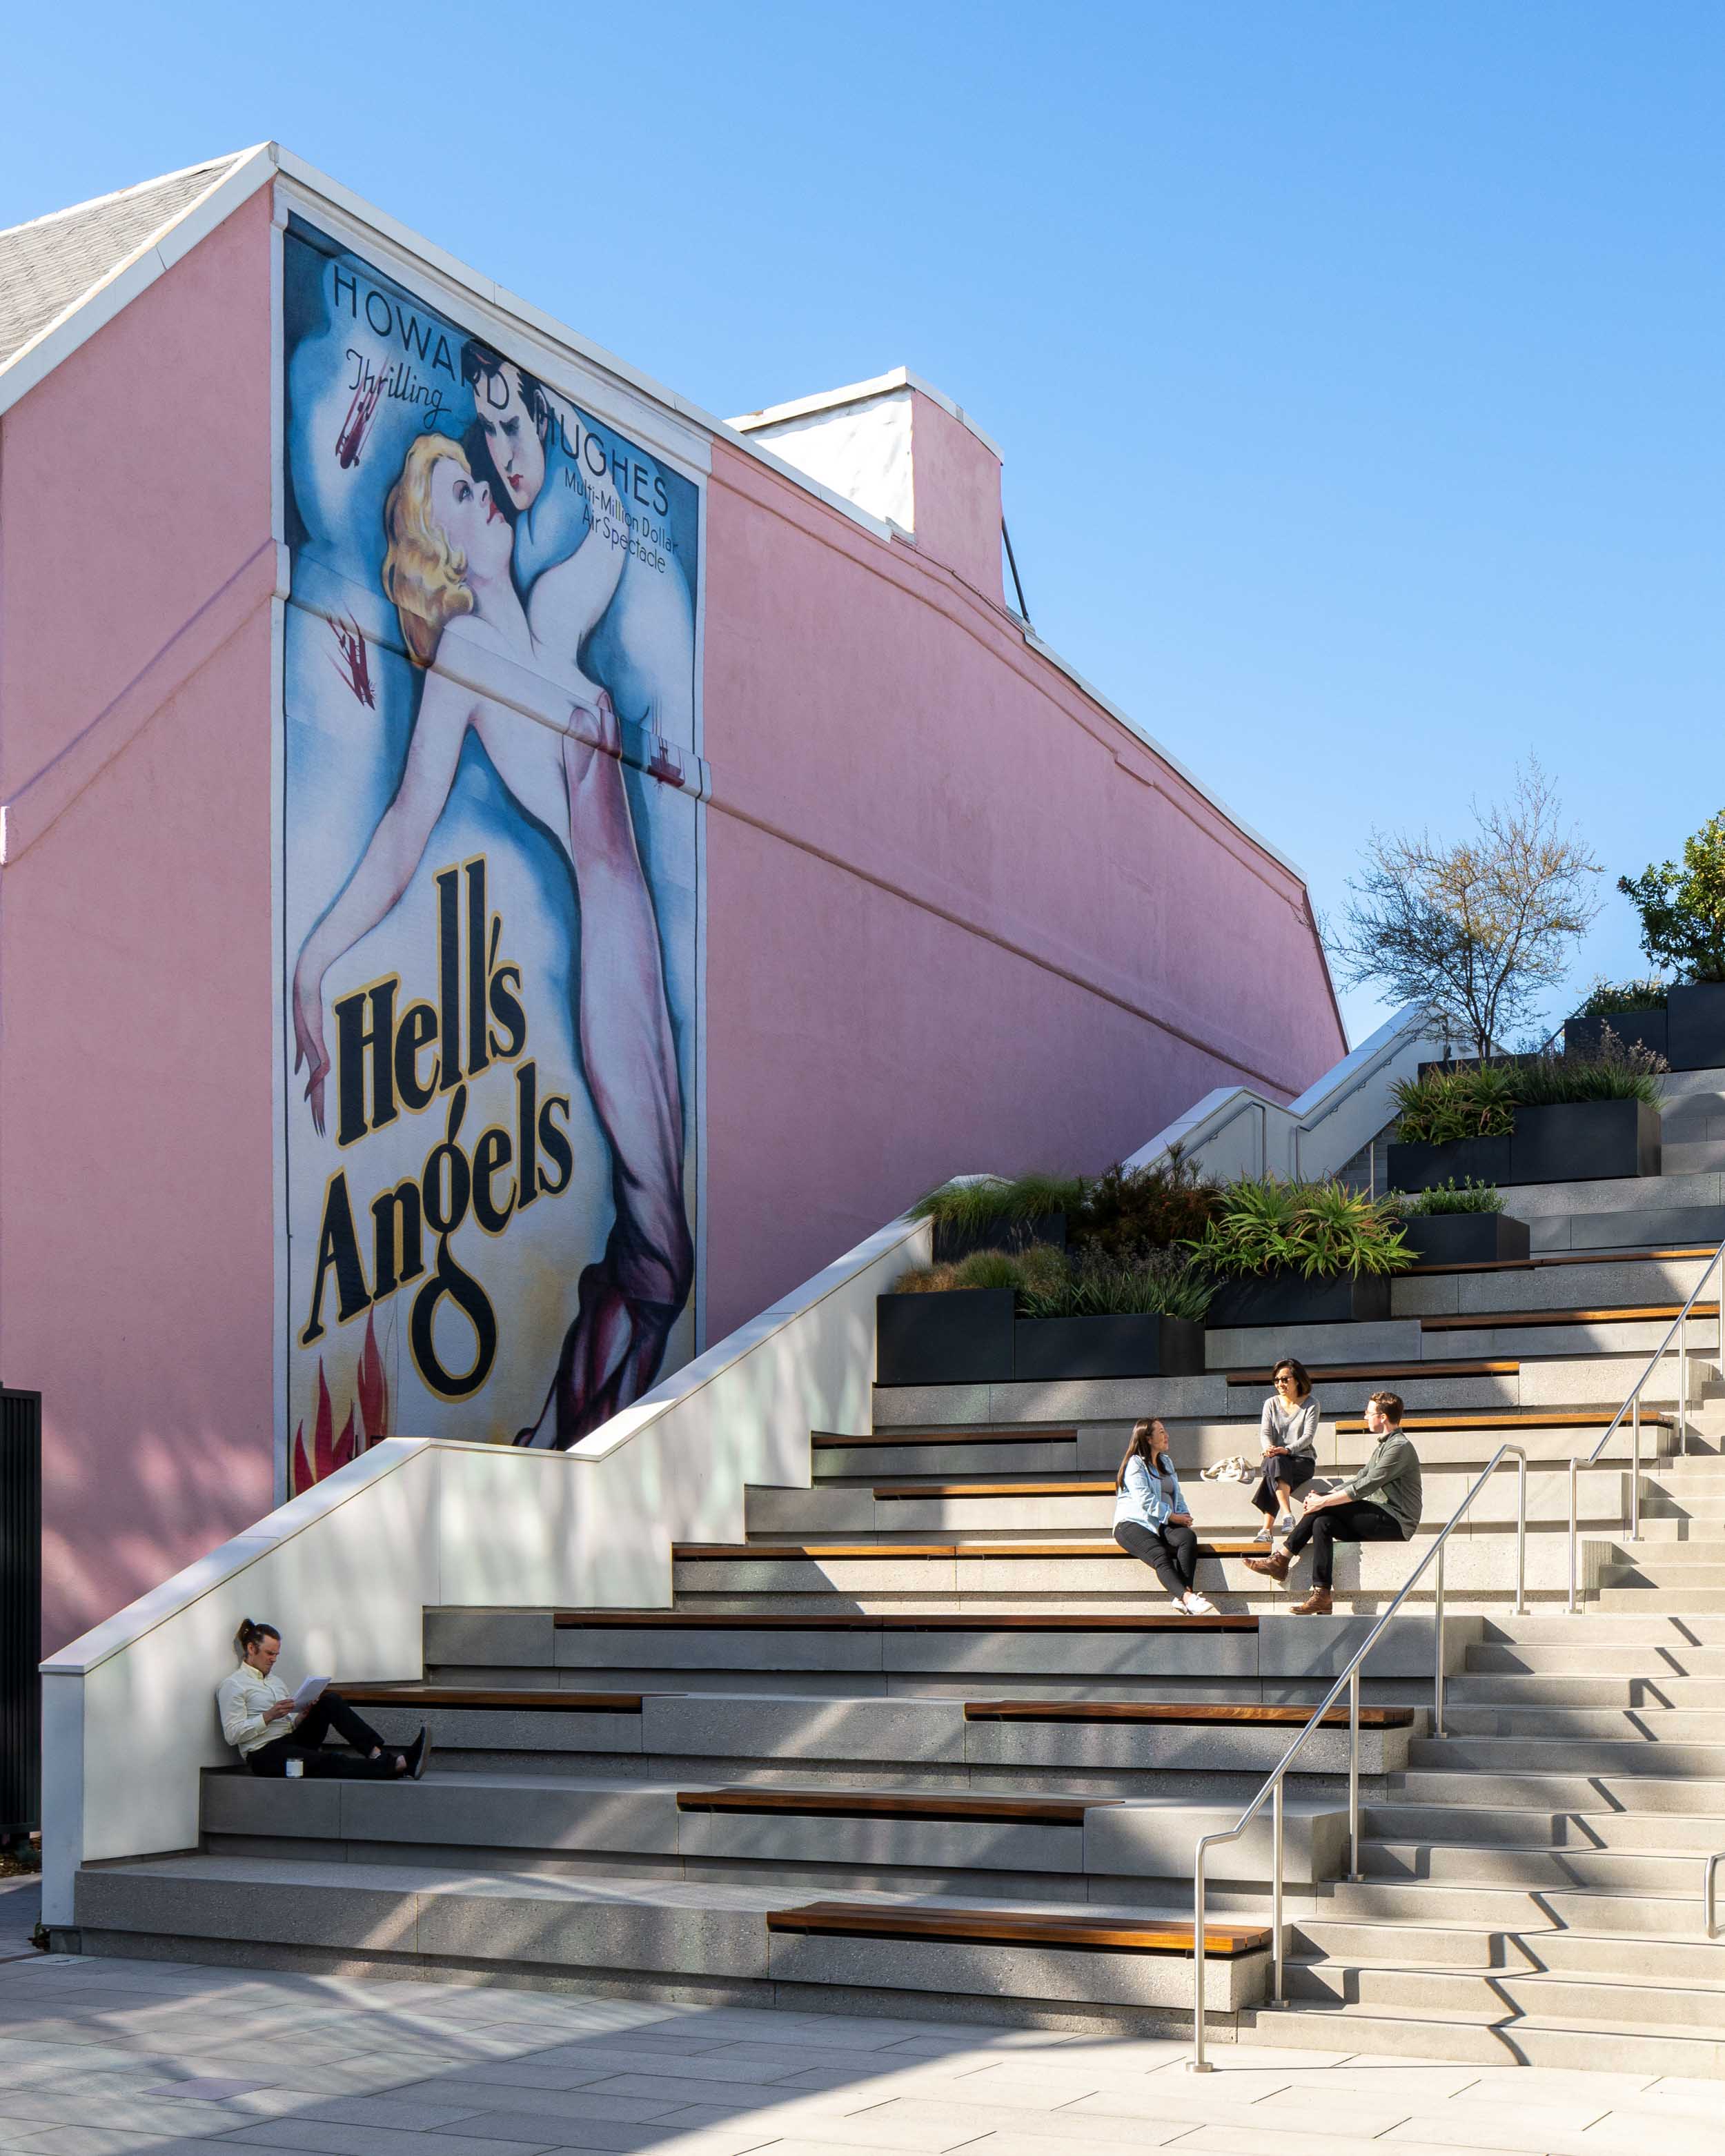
[278,217,701,1493]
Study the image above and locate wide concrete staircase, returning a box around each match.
[66,1065,1725,2071]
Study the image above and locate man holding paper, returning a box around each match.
[218,1620,428,1780]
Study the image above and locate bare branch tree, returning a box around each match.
[1328,760,1602,1060]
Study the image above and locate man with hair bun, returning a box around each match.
[1243,1391,1423,1616]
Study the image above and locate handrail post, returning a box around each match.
[1567,1456,1580,1616]
[1271,1780,1285,2001]
[1348,1663,1361,1881]
[1433,1543,1446,1738]
[1513,1448,1527,1616]
[1190,1839,1212,2070]
[1630,1398,1641,1542]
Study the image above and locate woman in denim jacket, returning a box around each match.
[1112,1418,1219,1616]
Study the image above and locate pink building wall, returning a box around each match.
[1,178,1343,1653]
[0,192,278,1653]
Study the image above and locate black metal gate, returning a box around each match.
[0,1389,41,1839]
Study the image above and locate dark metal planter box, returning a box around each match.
[1508,1099,1662,1185]
[1397,1211,1532,1267]
[1206,1272,1392,1329]
[1387,1136,1512,1194]
[932,1211,1067,1265]
[876,1290,1016,1387]
[1012,1314,1205,1382]
[1563,1011,1667,1062]
[1668,983,1725,1071]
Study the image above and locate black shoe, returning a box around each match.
[404,1727,430,1780]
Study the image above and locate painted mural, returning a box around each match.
[279,217,700,1492]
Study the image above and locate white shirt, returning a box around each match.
[216,1664,297,1757]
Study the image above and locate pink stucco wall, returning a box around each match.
[2,178,1343,1652]
[0,189,277,1653]
[700,437,1344,1341]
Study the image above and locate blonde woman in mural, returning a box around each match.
[290,431,693,1449]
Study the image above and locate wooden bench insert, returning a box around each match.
[1336,1409,1673,1433]
[765,1901,1270,1957]
[1420,1305,1718,1333]
[675,1541,1267,1561]
[1225,1360,1517,1385]
[340,1686,643,1712]
[813,1429,1078,1450]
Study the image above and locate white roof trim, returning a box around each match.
[0,142,1311,898]
[0,145,277,419]
[729,365,1005,462]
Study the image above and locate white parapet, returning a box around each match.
[39,1211,931,1927]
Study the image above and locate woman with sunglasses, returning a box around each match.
[1254,1358,1319,1540]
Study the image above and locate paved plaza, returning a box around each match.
[0,1881,1719,2156]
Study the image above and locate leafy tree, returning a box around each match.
[1618,810,1725,984]
[1328,760,1601,1060]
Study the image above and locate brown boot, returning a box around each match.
[1243,1550,1290,1583]
[1291,1586,1333,1616]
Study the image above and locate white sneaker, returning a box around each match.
[1183,1591,1219,1616]
[1170,1596,1192,1616]
[1254,1522,1275,1541]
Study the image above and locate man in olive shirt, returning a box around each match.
[1244,1390,1423,1615]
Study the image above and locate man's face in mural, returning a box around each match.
[474,361,547,517]
[431,457,513,581]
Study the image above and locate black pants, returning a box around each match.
[1252,1450,1317,1517]
[1115,1519,1199,1596]
[245,1689,401,1779]
[1283,1499,1406,1588]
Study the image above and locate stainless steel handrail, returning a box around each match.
[1566,1237,1725,1614]
[1187,1442,1528,2070]
[1706,1850,1725,1938]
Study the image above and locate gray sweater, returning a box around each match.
[1261,1395,1319,1458]
[1345,1428,1423,1537]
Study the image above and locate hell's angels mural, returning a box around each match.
[279,218,700,1490]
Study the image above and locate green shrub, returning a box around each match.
[1390,1178,1506,1216]
[1070,1149,1223,1257]
[1576,974,1668,1016]
[909,1172,1086,1230]
[894,1240,1211,1322]
[1394,1044,1662,1143]
[1392,1063,1519,1143]
[1190,1178,1412,1280]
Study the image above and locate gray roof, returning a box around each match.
[0,155,245,370]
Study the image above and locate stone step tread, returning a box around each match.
[1244,1999,1725,2064]
[81,1854,1263,1957]
[550,1611,1259,1632]
[963,1699,1414,1727]
[1421,1303,1719,1330]
[678,1541,1276,1561]
[1286,1952,1725,1997]
[1335,1410,1674,1432]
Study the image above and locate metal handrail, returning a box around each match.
[1566,1235,1725,1614]
[1187,1441,1529,2071]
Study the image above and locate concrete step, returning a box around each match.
[1362,1801,1725,1851]
[199,1769,1349,1888]
[1410,1732,1725,1772]
[1435,1702,1725,1739]
[1595,1587,1725,1611]
[1296,1916,1725,1988]
[1445,1671,1725,1706]
[1241,1997,1725,2073]
[70,1855,1271,2017]
[1316,1873,1702,1934]
[1361,1837,1722,1892]
[1389,1768,1725,1814]
[1284,1952,1725,2033]
[1392,1252,1713,1318]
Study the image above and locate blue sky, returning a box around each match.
[4,1,1719,1049]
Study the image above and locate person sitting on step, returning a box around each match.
[217,1619,431,1779]
[1253,1357,1320,1540]
[1112,1418,1220,1617]
[1242,1391,1423,1616]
